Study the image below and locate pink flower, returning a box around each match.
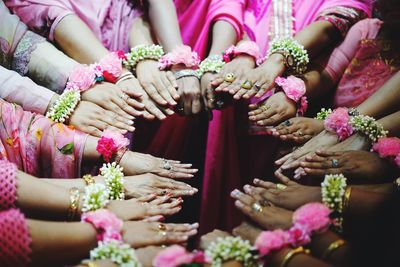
[324,107,353,141]
[287,225,311,246]
[159,45,200,70]
[298,96,308,116]
[153,245,196,267]
[66,65,96,91]
[102,130,129,150]
[235,41,261,59]
[293,203,331,233]
[96,137,117,162]
[115,50,128,61]
[82,209,123,242]
[223,45,235,63]
[395,155,400,167]
[275,76,306,102]
[372,137,400,158]
[99,52,123,82]
[255,230,288,257]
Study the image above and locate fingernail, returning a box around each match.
[235,200,244,207]
[129,126,135,131]
[191,223,199,228]
[243,184,251,192]
[231,189,241,197]
[254,178,260,183]
[127,120,134,125]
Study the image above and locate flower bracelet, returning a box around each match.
[153,245,207,267]
[372,137,400,168]
[197,54,225,78]
[274,75,308,116]
[46,51,126,123]
[223,40,262,64]
[123,44,165,70]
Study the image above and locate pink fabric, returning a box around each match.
[5,0,142,52]
[0,66,55,114]
[0,99,87,178]
[0,208,32,267]
[0,160,17,210]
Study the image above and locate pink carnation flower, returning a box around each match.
[372,137,400,158]
[99,52,123,83]
[275,76,306,102]
[96,137,117,163]
[255,229,288,257]
[82,209,123,242]
[159,45,200,70]
[287,225,311,246]
[324,107,353,141]
[293,203,331,234]
[102,130,129,150]
[298,96,308,116]
[66,65,96,91]
[153,245,196,267]
[223,45,235,63]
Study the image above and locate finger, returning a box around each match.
[141,109,156,120]
[304,154,328,162]
[215,81,233,92]
[275,152,293,166]
[166,171,195,179]
[137,194,157,202]
[142,82,168,106]
[101,111,135,132]
[172,167,198,174]
[230,189,254,205]
[111,94,142,118]
[255,79,274,98]
[163,75,180,102]
[166,189,197,197]
[144,215,164,222]
[257,113,282,126]
[166,71,179,90]
[143,100,167,120]
[120,82,143,98]
[243,184,267,202]
[85,126,103,137]
[293,135,313,144]
[315,150,343,157]
[228,79,245,95]
[191,98,202,114]
[250,109,276,122]
[211,77,225,88]
[300,161,331,169]
[157,178,195,190]
[233,88,250,100]
[280,158,301,171]
[271,171,291,184]
[234,200,253,216]
[125,98,145,114]
[155,78,177,106]
[252,178,278,189]
[149,195,171,205]
[164,222,199,232]
[304,167,342,176]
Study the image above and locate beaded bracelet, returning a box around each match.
[205,236,259,267]
[89,240,140,267]
[267,37,309,75]
[321,174,347,232]
[174,69,199,80]
[81,183,110,212]
[100,162,125,200]
[372,137,400,167]
[197,55,225,77]
[223,41,261,63]
[159,45,200,70]
[124,44,164,70]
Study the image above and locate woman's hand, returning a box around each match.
[248,92,297,127]
[122,221,199,248]
[273,117,325,144]
[176,75,202,115]
[201,72,219,110]
[232,222,262,244]
[230,189,293,230]
[135,246,165,267]
[212,55,255,99]
[107,194,183,221]
[136,60,179,106]
[300,150,394,183]
[120,152,198,179]
[69,101,134,137]
[124,173,198,198]
[199,229,232,250]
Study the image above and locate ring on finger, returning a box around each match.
[296,130,304,136]
[254,83,262,91]
[276,183,287,190]
[161,160,172,171]
[260,106,270,112]
[224,73,235,83]
[241,80,253,90]
[119,92,130,101]
[252,202,263,213]
[283,120,292,126]
[331,159,339,168]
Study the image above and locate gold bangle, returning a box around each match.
[343,186,352,212]
[116,73,135,85]
[82,174,95,186]
[322,239,346,260]
[280,246,310,267]
[67,187,80,221]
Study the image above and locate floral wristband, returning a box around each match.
[46,89,80,123]
[124,44,165,70]
[197,55,225,77]
[100,162,125,200]
[275,75,308,116]
[88,240,140,267]
[96,130,129,163]
[81,183,110,212]
[372,137,400,168]
[82,209,123,242]
[223,41,261,63]
[159,45,200,70]
[153,245,207,267]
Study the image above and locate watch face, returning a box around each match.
[287,55,294,67]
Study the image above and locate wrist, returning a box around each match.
[234,54,256,68]
[46,94,60,114]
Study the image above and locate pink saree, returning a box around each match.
[201,0,373,234]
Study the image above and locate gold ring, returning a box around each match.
[276,183,287,190]
[296,130,304,136]
[224,73,236,83]
[252,202,263,213]
[158,223,167,236]
[261,106,270,112]
[241,80,253,90]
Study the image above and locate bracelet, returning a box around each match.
[67,187,80,221]
[372,137,400,167]
[280,246,310,267]
[96,130,129,163]
[116,73,135,85]
[197,55,225,77]
[154,245,208,267]
[324,107,354,141]
[100,162,125,200]
[268,37,309,75]
[82,209,123,242]
[343,186,352,212]
[174,69,199,80]
[46,89,80,123]
[350,114,388,143]
[321,174,347,232]
[223,41,261,63]
[0,159,18,210]
[274,75,308,116]
[124,44,164,70]
[81,261,99,267]
[83,174,96,186]
[159,45,200,70]
[81,183,110,212]
[89,240,140,267]
[321,239,346,260]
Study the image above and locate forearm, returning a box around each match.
[302,67,335,100]
[146,0,183,51]
[208,20,238,56]
[377,111,400,136]
[54,15,109,63]
[42,176,105,190]
[28,220,97,266]
[129,17,156,47]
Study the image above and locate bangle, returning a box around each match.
[280,246,310,267]
[81,209,123,242]
[343,186,352,212]
[321,174,347,232]
[198,55,225,77]
[321,239,346,260]
[96,130,129,163]
[100,162,125,200]
[46,89,80,123]
[268,37,309,75]
[124,44,164,70]
[274,75,308,116]
[159,45,200,70]
[67,187,80,221]
[205,236,259,267]
[174,69,200,80]
[89,240,140,267]
[83,174,96,186]
[81,183,109,212]
[116,73,135,85]
[0,159,18,210]
[223,41,261,63]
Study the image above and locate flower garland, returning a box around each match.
[96,130,129,163]
[81,183,110,212]
[159,45,200,70]
[197,55,225,78]
[82,209,123,242]
[274,75,308,116]
[46,51,125,123]
[89,240,141,267]
[223,41,262,63]
[205,236,259,267]
[324,107,354,141]
[153,245,208,267]
[321,174,347,232]
[372,137,400,167]
[350,114,388,143]
[100,162,125,200]
[124,44,165,70]
[255,203,331,258]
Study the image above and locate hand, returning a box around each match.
[82,82,143,118]
[176,75,202,115]
[136,60,179,106]
[122,221,198,248]
[199,229,232,250]
[120,151,198,179]
[107,194,183,221]
[249,176,321,210]
[69,101,134,137]
[124,173,198,198]
[212,55,255,99]
[201,72,218,110]
[248,92,296,127]
[117,76,173,120]
[300,150,394,183]
[135,246,165,267]
[230,189,293,230]
[273,117,325,144]
[232,221,262,244]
